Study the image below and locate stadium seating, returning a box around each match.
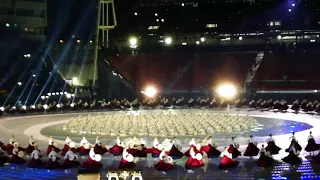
[108,52,256,91]
[253,52,320,90]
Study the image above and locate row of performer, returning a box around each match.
[1,132,320,173]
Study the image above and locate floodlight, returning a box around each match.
[141,86,158,98]
[217,84,237,99]
[165,37,172,45]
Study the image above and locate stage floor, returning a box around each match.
[0,108,320,179]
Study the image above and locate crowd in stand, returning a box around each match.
[0,132,320,173]
[1,97,320,115]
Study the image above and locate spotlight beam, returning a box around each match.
[33,2,96,105]
[15,76,33,106]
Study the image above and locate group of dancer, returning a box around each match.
[1,132,320,173]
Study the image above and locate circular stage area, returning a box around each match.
[1,109,320,180]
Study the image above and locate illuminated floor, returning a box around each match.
[0,109,320,179]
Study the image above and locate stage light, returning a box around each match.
[200,37,205,42]
[216,84,237,99]
[43,104,48,110]
[292,3,295,7]
[32,74,36,77]
[45,96,49,99]
[70,103,75,107]
[288,9,292,12]
[165,37,172,45]
[155,13,158,16]
[277,35,282,40]
[41,96,45,99]
[134,12,138,16]
[142,86,157,98]
[161,19,164,22]
[31,105,36,109]
[182,3,185,6]
[239,36,243,40]
[6,23,10,27]
[17,82,22,86]
[47,93,51,96]
[0,107,4,111]
[12,106,16,110]
[77,40,81,43]
[129,37,138,48]
[64,92,67,95]
[66,94,71,99]
[60,40,63,43]
[71,94,75,97]
[196,41,200,45]
[72,77,79,85]
[56,104,61,108]
[60,92,63,95]
[22,105,27,110]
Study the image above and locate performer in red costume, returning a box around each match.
[218,147,239,172]
[6,135,15,154]
[61,135,73,156]
[28,145,44,168]
[145,137,162,157]
[62,142,81,172]
[184,138,197,157]
[228,137,241,158]
[82,148,103,169]
[185,147,204,173]
[47,136,61,155]
[94,136,108,155]
[78,137,91,155]
[46,149,61,170]
[154,149,174,174]
[9,142,26,165]
[200,136,221,158]
[118,148,136,170]
[109,136,124,157]
[25,135,36,154]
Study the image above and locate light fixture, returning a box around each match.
[6,23,10,27]
[182,3,185,6]
[277,35,282,40]
[22,105,27,110]
[77,40,80,43]
[164,37,172,45]
[56,104,61,108]
[239,36,243,40]
[31,105,36,109]
[196,41,200,45]
[17,82,22,86]
[141,86,157,98]
[129,37,138,48]
[288,9,292,12]
[66,94,71,99]
[200,37,205,42]
[292,3,295,7]
[41,96,45,100]
[155,13,158,16]
[161,19,164,22]
[43,104,48,110]
[216,84,237,99]
[32,74,36,77]
[60,40,63,43]
[70,103,75,107]
[134,12,138,16]
[0,107,4,111]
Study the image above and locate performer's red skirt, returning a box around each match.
[46,160,61,169]
[94,145,108,155]
[5,144,14,155]
[78,146,90,156]
[201,145,221,158]
[255,153,274,167]
[61,144,70,156]
[154,160,174,171]
[62,159,81,169]
[82,157,103,169]
[27,158,44,168]
[243,143,259,157]
[184,145,196,157]
[145,147,161,156]
[25,144,35,154]
[109,144,123,156]
[46,145,61,155]
[185,157,204,170]
[118,158,135,169]
[228,145,241,158]
[218,156,239,169]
